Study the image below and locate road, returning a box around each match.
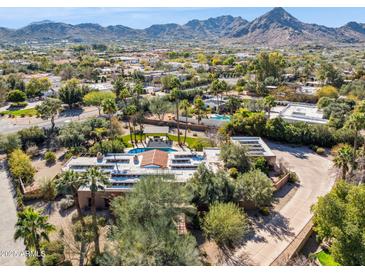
[0,107,99,134]
[234,142,336,266]
[0,161,26,265]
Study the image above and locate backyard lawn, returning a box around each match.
[315,250,340,266]
[0,107,38,117]
[120,133,213,149]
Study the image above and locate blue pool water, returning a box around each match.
[127,147,178,154]
[210,114,231,121]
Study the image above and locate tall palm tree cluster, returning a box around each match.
[334,107,365,183]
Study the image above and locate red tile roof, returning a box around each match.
[140,149,168,168]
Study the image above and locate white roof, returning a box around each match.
[279,103,328,124]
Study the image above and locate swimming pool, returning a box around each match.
[127,147,178,154]
[210,114,231,121]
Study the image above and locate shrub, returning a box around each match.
[8,149,35,185]
[88,138,125,156]
[43,254,64,266]
[42,240,64,255]
[10,101,28,108]
[16,186,24,211]
[7,89,26,102]
[233,169,274,207]
[26,257,41,266]
[220,143,251,173]
[42,240,65,266]
[228,167,238,179]
[60,196,75,211]
[26,145,39,158]
[202,202,249,247]
[252,156,269,174]
[190,139,204,151]
[40,179,58,201]
[259,207,270,216]
[316,147,326,155]
[0,134,21,154]
[18,126,45,147]
[316,86,339,99]
[288,171,299,183]
[44,151,57,165]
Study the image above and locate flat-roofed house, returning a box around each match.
[63,149,216,209]
[278,103,328,125]
[230,136,276,165]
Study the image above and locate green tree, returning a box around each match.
[193,95,205,124]
[58,121,88,149]
[225,96,241,115]
[0,133,21,154]
[18,127,45,148]
[251,52,286,82]
[36,98,62,133]
[220,143,251,173]
[317,62,344,88]
[101,176,201,266]
[263,95,276,119]
[202,202,248,247]
[81,167,110,257]
[161,75,181,91]
[316,85,339,99]
[312,181,365,265]
[112,76,125,97]
[14,207,55,265]
[25,77,51,98]
[83,91,116,115]
[8,149,36,185]
[58,78,83,108]
[233,169,274,207]
[149,96,172,121]
[7,89,26,102]
[187,164,234,210]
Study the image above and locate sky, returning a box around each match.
[0,7,364,29]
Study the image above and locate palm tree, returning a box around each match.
[333,144,353,180]
[194,95,205,125]
[170,88,182,146]
[125,104,137,146]
[180,99,190,144]
[101,98,117,122]
[82,167,110,257]
[346,112,365,169]
[14,207,55,265]
[55,170,86,265]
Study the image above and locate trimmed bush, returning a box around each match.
[44,151,56,165]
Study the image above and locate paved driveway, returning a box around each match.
[234,142,336,266]
[0,162,25,266]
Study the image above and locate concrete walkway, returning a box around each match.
[234,142,336,266]
[0,161,25,265]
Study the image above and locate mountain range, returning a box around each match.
[1,7,365,46]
